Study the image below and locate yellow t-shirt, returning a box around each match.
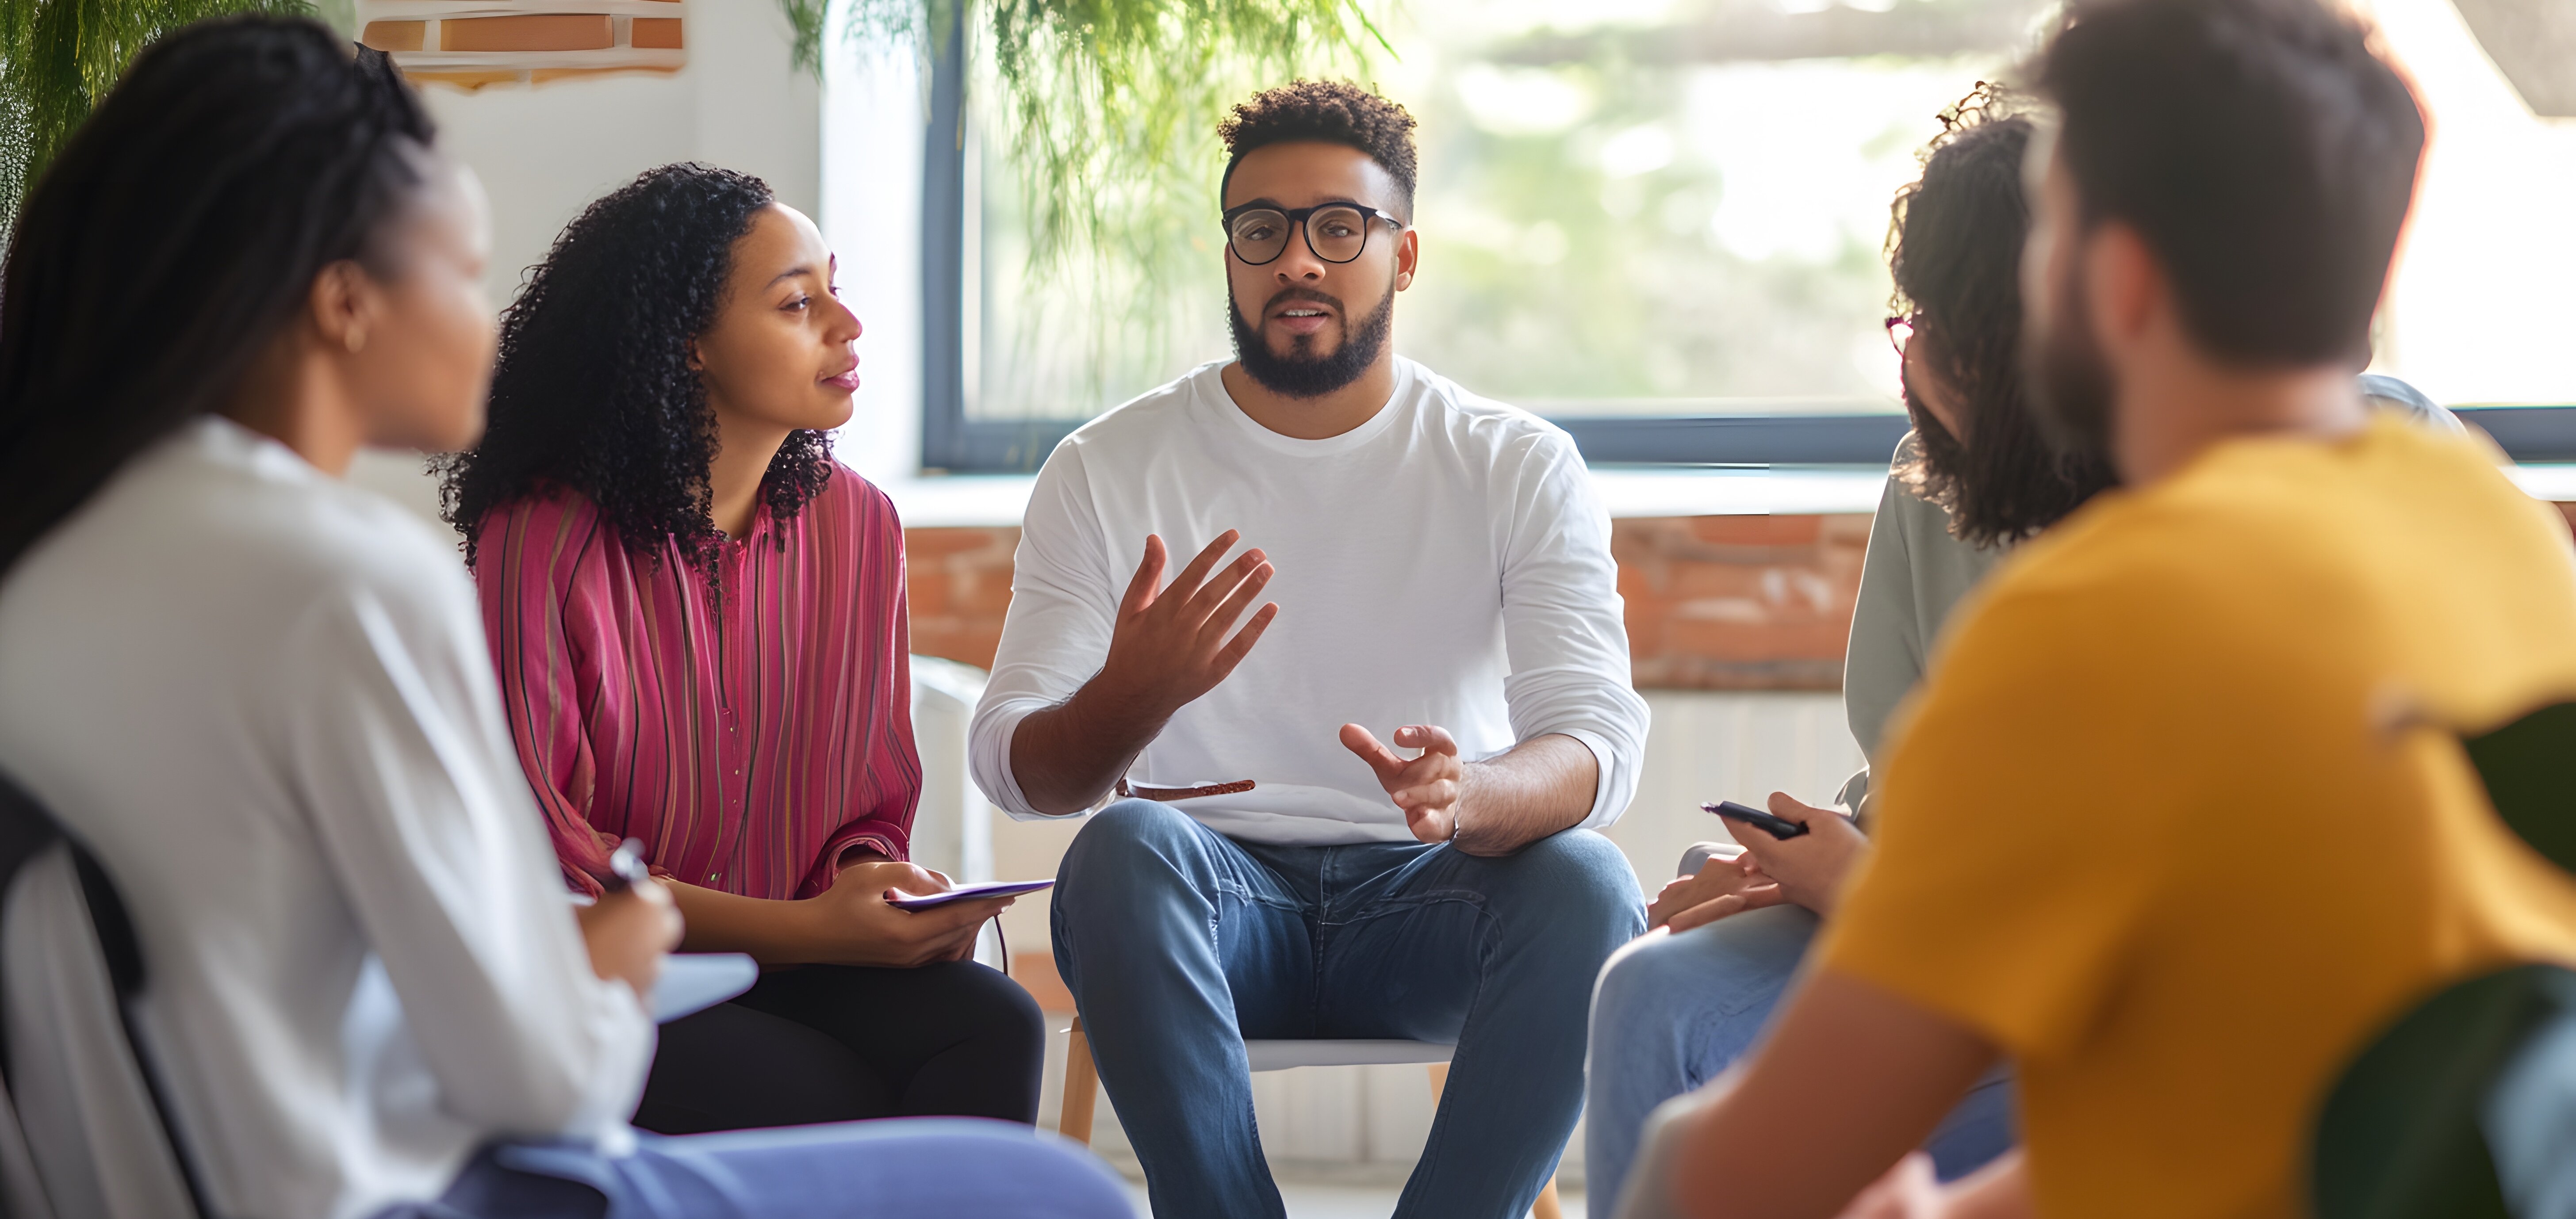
[1817,415,2576,1219]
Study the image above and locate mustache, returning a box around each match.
[1262,287,1343,315]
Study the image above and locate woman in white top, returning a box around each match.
[0,18,1122,1219]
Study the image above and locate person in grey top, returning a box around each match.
[1582,86,2467,1212]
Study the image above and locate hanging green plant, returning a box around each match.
[815,0,1390,279]
[0,0,314,235]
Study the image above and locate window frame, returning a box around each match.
[916,42,2576,474]
[918,14,1077,474]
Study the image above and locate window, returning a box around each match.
[2361,0,2576,407]
[919,0,2576,473]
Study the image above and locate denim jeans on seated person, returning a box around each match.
[372,1119,1129,1219]
[1053,799,1646,1219]
[1586,905,2016,1211]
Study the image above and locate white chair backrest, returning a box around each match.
[0,827,202,1219]
[908,655,994,888]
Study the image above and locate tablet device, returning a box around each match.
[887,879,1055,911]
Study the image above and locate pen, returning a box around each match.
[598,837,651,894]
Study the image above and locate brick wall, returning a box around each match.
[906,526,1023,674]
[358,1,684,90]
[908,504,2576,690]
[1614,515,1869,690]
[905,517,1871,691]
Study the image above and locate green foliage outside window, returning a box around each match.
[1400,53,1957,406]
[809,0,1386,284]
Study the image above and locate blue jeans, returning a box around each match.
[1053,799,1645,1219]
[382,1120,1130,1219]
[1586,906,2016,1208]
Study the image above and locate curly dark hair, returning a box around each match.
[1219,80,1418,212]
[1887,84,2115,546]
[437,163,834,577]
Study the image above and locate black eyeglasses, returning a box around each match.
[1222,202,1404,266]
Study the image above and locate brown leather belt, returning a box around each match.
[1115,779,1256,802]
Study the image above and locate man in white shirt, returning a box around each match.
[968,81,1652,1218]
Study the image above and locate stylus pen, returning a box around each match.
[1703,800,1811,840]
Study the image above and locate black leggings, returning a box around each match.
[634,959,1046,1134]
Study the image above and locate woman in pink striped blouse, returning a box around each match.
[440,164,1040,1132]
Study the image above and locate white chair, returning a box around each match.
[1058,1018,1566,1219]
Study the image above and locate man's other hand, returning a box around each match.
[1095,531,1279,723]
[1340,729,1598,858]
[1341,723,1465,845]
[1734,791,1871,917]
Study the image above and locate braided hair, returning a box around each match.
[437,164,836,579]
[0,18,435,576]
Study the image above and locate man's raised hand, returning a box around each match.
[1003,531,1276,816]
[1095,532,1279,723]
[1341,723,1466,846]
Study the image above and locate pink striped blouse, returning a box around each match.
[473,466,920,900]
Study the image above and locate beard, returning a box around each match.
[1228,281,1395,399]
[2025,261,2121,482]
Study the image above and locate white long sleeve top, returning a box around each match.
[969,358,1650,843]
[0,418,653,1219]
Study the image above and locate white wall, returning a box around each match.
[346,0,831,523]
[428,0,820,303]
[2358,0,2576,405]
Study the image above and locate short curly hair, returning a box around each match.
[438,163,835,578]
[1218,80,1418,213]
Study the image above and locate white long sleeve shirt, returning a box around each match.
[970,358,1649,843]
[0,418,652,1219]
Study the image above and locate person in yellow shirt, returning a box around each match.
[1611,0,2576,1217]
